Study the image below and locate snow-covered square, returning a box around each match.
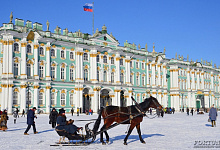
[0,112,219,150]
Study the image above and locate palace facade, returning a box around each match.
[0,17,219,114]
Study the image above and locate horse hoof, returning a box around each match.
[124,142,127,145]
[106,141,109,144]
[141,141,146,144]
[102,142,106,145]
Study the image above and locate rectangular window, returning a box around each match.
[130,61,133,68]
[61,68,65,80]
[27,64,31,78]
[70,68,74,80]
[39,66,44,78]
[70,94,74,105]
[51,93,55,105]
[39,93,43,105]
[136,62,139,68]
[120,59,123,65]
[142,76,145,86]
[51,66,55,79]
[14,63,18,76]
[142,63,145,69]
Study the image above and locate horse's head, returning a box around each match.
[148,96,162,110]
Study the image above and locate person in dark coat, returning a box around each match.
[187,107,189,115]
[21,109,25,117]
[156,108,160,117]
[16,108,19,118]
[161,109,164,117]
[49,108,58,128]
[149,108,152,115]
[191,108,194,116]
[24,107,38,135]
[56,108,80,134]
[209,104,218,127]
[71,108,74,116]
[0,109,9,131]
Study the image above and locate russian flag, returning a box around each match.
[83,3,93,12]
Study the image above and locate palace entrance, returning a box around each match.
[83,88,91,113]
[100,89,112,107]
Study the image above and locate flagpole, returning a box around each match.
[93,2,94,35]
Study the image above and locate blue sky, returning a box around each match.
[1,0,220,66]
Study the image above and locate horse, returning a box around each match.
[92,96,162,145]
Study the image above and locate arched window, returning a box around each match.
[27,45,31,53]
[13,92,18,105]
[103,71,107,82]
[61,68,65,80]
[130,60,133,67]
[83,53,88,61]
[96,55,100,62]
[142,76,145,86]
[120,58,123,65]
[136,74,139,85]
[51,93,55,105]
[142,63,145,69]
[103,55,107,63]
[51,66,55,79]
[120,73,124,83]
[26,91,31,105]
[61,93,66,105]
[39,92,43,105]
[39,47,44,55]
[27,64,31,78]
[70,94,74,105]
[70,52,74,59]
[14,43,19,52]
[70,68,74,80]
[61,50,65,58]
[39,66,44,78]
[51,49,55,57]
[84,69,88,81]
[111,57,114,64]
[130,75,133,84]
[111,72,114,83]
[136,62,139,68]
[14,63,18,76]
[97,71,99,81]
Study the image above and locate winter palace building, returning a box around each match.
[0,16,220,114]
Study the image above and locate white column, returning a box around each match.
[146,61,149,87]
[75,52,80,80]
[2,41,7,78]
[211,73,214,90]
[8,41,13,78]
[115,53,120,84]
[33,85,39,109]
[74,88,80,112]
[90,50,97,83]
[93,90,98,113]
[45,86,51,113]
[34,44,39,79]
[152,63,156,87]
[7,84,13,114]
[158,64,161,87]
[79,88,83,111]
[20,42,27,79]
[20,85,27,112]
[197,72,200,90]
[117,90,120,106]
[125,56,130,85]
[1,87,5,110]
[46,46,51,80]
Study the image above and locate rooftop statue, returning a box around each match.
[77,29,82,37]
[55,26,59,34]
[93,28,100,37]
[163,47,166,54]
[46,20,50,31]
[138,44,140,50]
[175,52,177,59]
[65,28,68,35]
[187,55,189,62]
[145,43,148,51]
[10,12,13,23]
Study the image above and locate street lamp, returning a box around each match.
[26,81,33,114]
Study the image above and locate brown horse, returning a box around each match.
[92,96,162,145]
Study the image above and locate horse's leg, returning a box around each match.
[100,124,106,144]
[104,131,109,143]
[136,123,145,144]
[123,123,136,145]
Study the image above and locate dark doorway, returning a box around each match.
[120,91,127,107]
[100,89,112,108]
[83,88,91,113]
[196,95,204,108]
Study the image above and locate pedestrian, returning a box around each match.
[173,108,175,114]
[191,108,194,116]
[77,108,79,116]
[49,108,58,128]
[197,108,199,114]
[156,107,160,117]
[89,109,92,115]
[161,109,164,117]
[21,109,25,117]
[149,108,152,115]
[209,104,218,127]
[24,107,38,135]
[13,110,18,124]
[187,107,189,115]
[71,108,74,116]
[0,109,9,131]
[16,108,19,118]
[56,108,82,134]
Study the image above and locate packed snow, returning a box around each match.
[0,111,219,150]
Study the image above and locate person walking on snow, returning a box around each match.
[24,107,38,135]
[209,104,218,127]
[49,108,58,128]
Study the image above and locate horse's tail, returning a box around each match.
[92,107,104,141]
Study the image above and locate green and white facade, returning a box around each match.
[0,18,219,114]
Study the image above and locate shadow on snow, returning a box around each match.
[38,129,55,134]
[205,124,212,127]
